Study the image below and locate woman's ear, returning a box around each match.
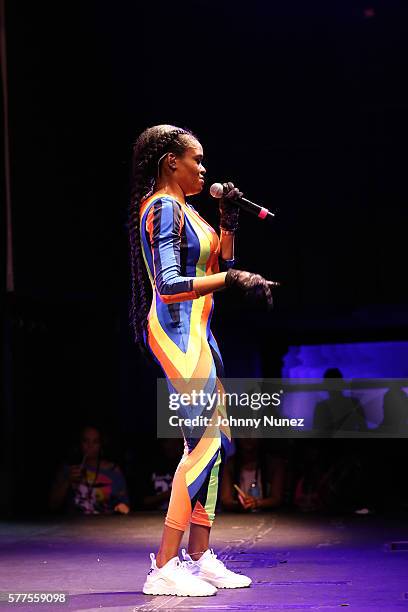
[166,152,177,171]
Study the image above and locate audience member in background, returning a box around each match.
[292,440,371,513]
[313,368,366,434]
[221,439,286,512]
[376,383,408,434]
[49,425,130,515]
[141,439,184,510]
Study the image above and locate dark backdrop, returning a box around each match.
[2,0,408,515]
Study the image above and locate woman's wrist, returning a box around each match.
[193,272,228,296]
[220,228,235,261]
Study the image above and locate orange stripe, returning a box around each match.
[191,344,213,380]
[148,324,211,390]
[159,290,199,304]
[191,500,211,527]
[165,466,193,531]
[145,206,155,241]
[147,330,182,379]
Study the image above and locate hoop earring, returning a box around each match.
[157,152,169,179]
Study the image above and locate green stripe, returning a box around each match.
[204,450,222,522]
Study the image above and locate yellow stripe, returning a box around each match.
[204,450,221,519]
[148,295,205,379]
[182,205,212,278]
[186,435,220,487]
[181,206,213,374]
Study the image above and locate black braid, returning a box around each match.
[128,124,196,349]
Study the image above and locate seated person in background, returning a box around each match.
[313,368,366,434]
[49,425,130,515]
[141,439,184,510]
[221,438,286,512]
[376,383,408,434]
[292,440,367,513]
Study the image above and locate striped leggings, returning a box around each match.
[164,346,231,532]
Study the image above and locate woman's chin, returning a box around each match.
[186,185,204,197]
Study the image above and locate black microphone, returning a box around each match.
[209,182,276,221]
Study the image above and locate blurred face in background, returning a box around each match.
[80,427,101,460]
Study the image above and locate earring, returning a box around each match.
[157,152,169,172]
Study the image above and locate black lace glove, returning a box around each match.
[219,182,242,232]
[225,269,280,310]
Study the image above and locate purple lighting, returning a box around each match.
[282,341,408,379]
[281,342,408,429]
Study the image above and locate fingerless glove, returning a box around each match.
[225,268,276,310]
[219,182,242,232]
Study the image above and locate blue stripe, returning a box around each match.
[154,293,188,353]
[187,449,219,500]
[183,214,202,277]
[153,198,194,296]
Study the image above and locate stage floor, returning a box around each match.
[0,512,407,611]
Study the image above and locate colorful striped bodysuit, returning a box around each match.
[140,191,232,531]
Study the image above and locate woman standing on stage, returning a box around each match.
[128,124,274,597]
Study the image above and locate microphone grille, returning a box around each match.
[209,182,224,199]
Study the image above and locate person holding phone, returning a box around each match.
[49,425,130,515]
[221,439,287,512]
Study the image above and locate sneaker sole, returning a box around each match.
[143,586,217,596]
[203,578,252,589]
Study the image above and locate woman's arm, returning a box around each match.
[192,272,228,296]
[146,198,199,303]
[147,197,229,300]
[147,197,273,305]
[111,466,130,514]
[220,229,235,261]
[194,229,236,294]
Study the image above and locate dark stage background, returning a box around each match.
[1,0,408,515]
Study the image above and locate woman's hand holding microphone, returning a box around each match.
[218,182,280,311]
[219,181,242,232]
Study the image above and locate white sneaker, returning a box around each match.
[182,548,252,589]
[142,553,217,596]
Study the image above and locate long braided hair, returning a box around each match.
[128,124,197,347]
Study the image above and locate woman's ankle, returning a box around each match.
[156,551,175,568]
[188,549,208,561]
